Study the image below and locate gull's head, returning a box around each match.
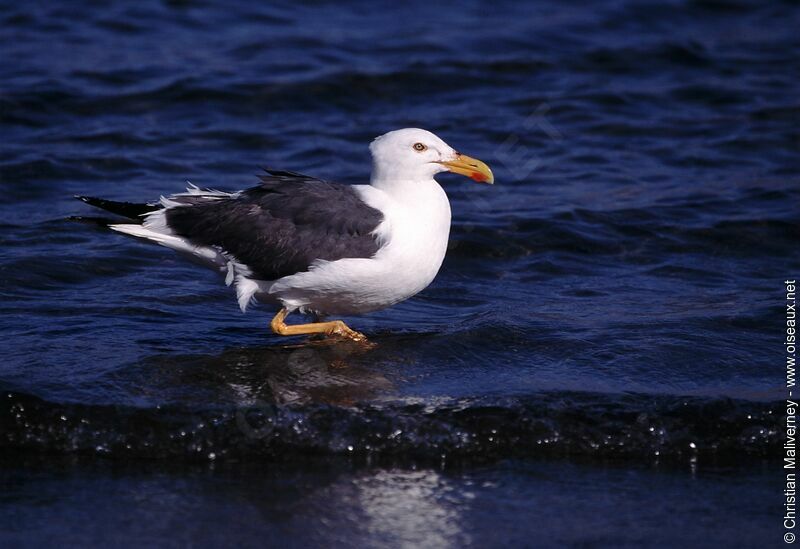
[369,128,494,187]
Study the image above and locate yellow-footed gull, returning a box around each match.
[76,128,494,342]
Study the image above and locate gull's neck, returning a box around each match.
[370,163,441,194]
[370,173,446,204]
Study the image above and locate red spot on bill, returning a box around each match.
[470,171,489,182]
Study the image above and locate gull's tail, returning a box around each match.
[71,191,235,302]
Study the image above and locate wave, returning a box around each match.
[0,390,779,464]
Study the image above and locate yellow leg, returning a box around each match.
[270,308,367,342]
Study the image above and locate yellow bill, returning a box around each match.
[438,153,494,184]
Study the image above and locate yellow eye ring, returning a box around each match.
[413,142,427,152]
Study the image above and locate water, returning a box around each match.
[0,0,797,546]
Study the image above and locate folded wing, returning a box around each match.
[159,170,384,281]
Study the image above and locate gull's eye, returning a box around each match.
[413,142,427,152]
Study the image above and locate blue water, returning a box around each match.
[1,0,797,546]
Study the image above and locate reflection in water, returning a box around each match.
[351,469,472,549]
[260,343,392,406]
[217,464,474,547]
[130,339,395,407]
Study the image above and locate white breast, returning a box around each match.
[264,180,452,315]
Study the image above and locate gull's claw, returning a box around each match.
[328,321,369,343]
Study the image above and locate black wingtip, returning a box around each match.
[67,215,117,227]
[74,195,159,221]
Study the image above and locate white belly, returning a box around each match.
[262,181,451,315]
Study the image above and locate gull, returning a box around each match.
[76,128,494,342]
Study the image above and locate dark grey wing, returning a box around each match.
[164,170,384,281]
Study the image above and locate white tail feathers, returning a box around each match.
[108,223,259,313]
[109,224,220,263]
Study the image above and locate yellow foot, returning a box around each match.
[270,308,373,346]
[326,320,368,343]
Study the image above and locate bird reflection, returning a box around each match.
[227,341,394,406]
[137,339,394,407]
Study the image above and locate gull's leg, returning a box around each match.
[270,308,367,342]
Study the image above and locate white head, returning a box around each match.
[369,128,494,188]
